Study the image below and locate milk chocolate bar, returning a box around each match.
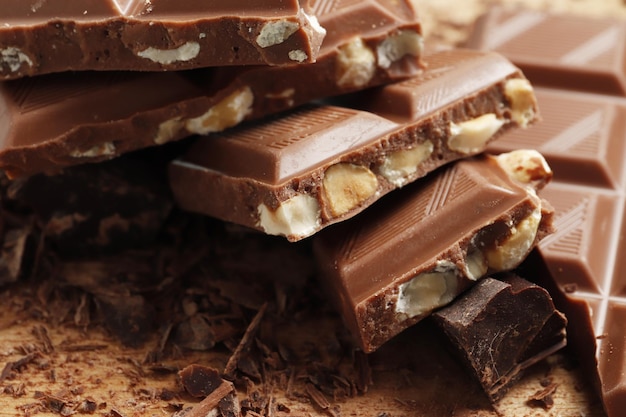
[432,274,567,402]
[169,49,538,242]
[466,7,626,95]
[0,0,423,178]
[312,150,554,353]
[0,0,327,78]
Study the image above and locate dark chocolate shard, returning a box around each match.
[179,365,224,398]
[431,274,567,402]
[170,48,538,241]
[0,0,326,77]
[313,151,554,353]
[0,0,422,178]
[466,7,626,95]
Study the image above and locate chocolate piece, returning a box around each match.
[432,274,567,402]
[487,88,626,190]
[6,154,173,256]
[169,49,538,241]
[466,7,626,95]
[179,365,223,398]
[0,0,423,178]
[0,0,326,78]
[312,151,554,353]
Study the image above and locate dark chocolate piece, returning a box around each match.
[312,151,554,353]
[0,0,423,178]
[466,7,626,95]
[169,49,538,241]
[179,365,224,398]
[0,0,326,77]
[432,274,567,402]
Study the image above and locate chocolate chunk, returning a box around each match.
[169,48,538,241]
[313,151,554,353]
[466,7,626,95]
[0,0,326,78]
[6,154,173,256]
[478,9,626,415]
[179,365,223,398]
[431,274,567,402]
[0,0,422,178]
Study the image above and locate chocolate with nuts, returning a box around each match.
[312,150,554,353]
[169,48,538,241]
[0,0,422,178]
[0,0,326,78]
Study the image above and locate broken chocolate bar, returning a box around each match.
[432,273,567,402]
[169,48,538,241]
[0,0,326,78]
[466,7,626,95]
[0,0,423,178]
[476,11,626,415]
[312,150,554,353]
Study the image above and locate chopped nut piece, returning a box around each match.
[449,114,504,154]
[376,30,423,68]
[136,42,200,64]
[256,20,300,48]
[396,261,459,318]
[504,78,536,128]
[495,149,553,191]
[186,87,254,135]
[155,118,184,145]
[379,141,434,186]
[336,38,376,88]
[322,163,378,217]
[257,194,321,239]
[69,142,116,158]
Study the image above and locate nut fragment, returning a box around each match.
[185,87,254,135]
[495,149,553,191]
[256,20,300,48]
[396,261,458,318]
[1,47,33,72]
[504,78,536,128]
[322,163,378,217]
[464,246,488,280]
[336,38,376,89]
[379,141,434,187]
[449,114,504,154]
[70,142,116,158]
[136,42,200,64]
[376,30,423,69]
[257,194,321,239]
[155,118,184,145]
[485,207,542,271]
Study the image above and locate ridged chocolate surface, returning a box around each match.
[170,49,535,241]
[481,8,626,416]
[466,7,626,95]
[312,154,551,352]
[0,0,422,178]
[0,0,326,76]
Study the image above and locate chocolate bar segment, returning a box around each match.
[0,0,423,178]
[466,7,626,95]
[169,49,538,241]
[312,151,554,353]
[487,88,626,190]
[0,0,326,77]
[432,274,567,402]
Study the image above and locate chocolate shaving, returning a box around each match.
[0,352,39,383]
[179,364,224,398]
[223,303,267,380]
[526,382,559,410]
[179,381,237,417]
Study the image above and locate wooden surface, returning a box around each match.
[1,0,625,416]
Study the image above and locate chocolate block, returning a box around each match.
[0,0,326,77]
[0,0,423,178]
[466,7,626,95]
[487,88,626,190]
[312,151,554,353]
[169,49,539,241]
[432,274,567,402]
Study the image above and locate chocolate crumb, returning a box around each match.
[526,382,559,410]
[179,364,223,398]
[223,303,267,380]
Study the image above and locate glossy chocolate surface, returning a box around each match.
[170,49,536,241]
[0,0,422,178]
[0,0,326,76]
[312,153,553,352]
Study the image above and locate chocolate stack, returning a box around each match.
[0,1,572,415]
